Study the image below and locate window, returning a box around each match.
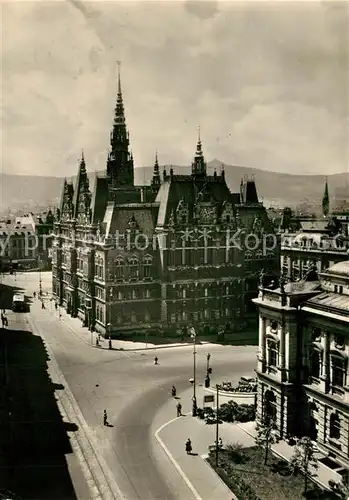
[339,286,343,294]
[264,390,277,424]
[145,289,150,299]
[225,286,229,295]
[267,340,278,367]
[131,289,137,300]
[115,258,124,279]
[225,308,230,317]
[332,357,346,387]
[117,291,123,300]
[129,258,139,279]
[182,311,187,321]
[144,256,152,278]
[311,350,322,379]
[204,309,209,319]
[182,289,186,299]
[170,313,176,324]
[204,288,208,297]
[329,413,341,440]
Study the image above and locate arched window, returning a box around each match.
[144,256,152,278]
[329,413,341,439]
[129,257,139,279]
[115,258,124,279]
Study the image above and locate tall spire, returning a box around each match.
[106,61,134,188]
[322,176,329,217]
[151,150,161,189]
[114,60,125,125]
[191,126,206,177]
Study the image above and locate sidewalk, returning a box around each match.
[157,383,342,500]
[39,294,196,351]
[237,421,342,492]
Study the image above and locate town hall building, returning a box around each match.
[52,66,279,339]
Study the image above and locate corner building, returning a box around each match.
[52,68,279,338]
[254,261,349,468]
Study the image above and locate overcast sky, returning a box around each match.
[2,0,348,177]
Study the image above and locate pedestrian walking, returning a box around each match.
[41,301,45,309]
[171,385,176,397]
[185,438,192,454]
[1,314,5,328]
[154,356,158,365]
[33,291,36,298]
[103,410,108,426]
[176,402,182,417]
[4,317,8,327]
[55,302,58,310]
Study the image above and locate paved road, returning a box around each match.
[2,272,257,500]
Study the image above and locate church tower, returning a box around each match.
[106,62,134,188]
[191,128,207,177]
[322,177,329,217]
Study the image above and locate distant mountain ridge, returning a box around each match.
[1,160,347,214]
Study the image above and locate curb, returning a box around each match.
[27,313,125,500]
[41,305,200,351]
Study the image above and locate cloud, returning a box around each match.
[2,1,348,177]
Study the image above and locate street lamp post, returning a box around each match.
[190,327,197,416]
[108,287,113,349]
[206,353,211,374]
[38,257,42,297]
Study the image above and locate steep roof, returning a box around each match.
[326,261,349,277]
[105,203,159,238]
[155,173,233,227]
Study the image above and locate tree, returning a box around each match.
[290,437,318,494]
[255,421,278,465]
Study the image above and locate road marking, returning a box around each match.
[155,417,203,500]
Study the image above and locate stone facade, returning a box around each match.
[253,261,349,468]
[52,67,279,339]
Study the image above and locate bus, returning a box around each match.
[12,294,25,312]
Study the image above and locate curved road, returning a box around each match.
[4,272,257,500]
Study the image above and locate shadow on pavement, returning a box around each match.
[0,325,78,499]
[0,282,32,313]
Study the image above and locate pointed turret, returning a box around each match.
[151,150,161,189]
[191,127,207,177]
[322,177,329,217]
[106,61,134,188]
[74,151,91,220]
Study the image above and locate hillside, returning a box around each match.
[1,161,347,214]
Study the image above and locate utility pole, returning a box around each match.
[190,327,197,416]
[215,384,219,466]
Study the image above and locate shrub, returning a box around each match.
[234,404,255,423]
[225,442,247,464]
[217,401,238,422]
